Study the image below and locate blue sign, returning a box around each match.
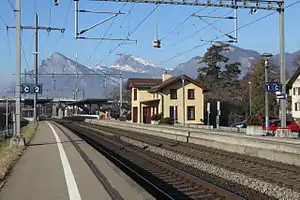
[276,94,287,99]
[33,84,42,94]
[21,84,43,94]
[265,82,282,93]
[21,84,31,94]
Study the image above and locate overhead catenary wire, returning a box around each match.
[0,15,13,64]
[141,0,218,53]
[83,2,128,66]
[147,7,225,55]
[160,0,219,42]
[155,0,300,66]
[95,5,158,65]
[53,0,72,49]
[7,0,16,17]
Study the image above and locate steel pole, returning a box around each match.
[75,53,78,115]
[74,0,79,38]
[279,5,286,128]
[265,60,269,133]
[6,98,8,136]
[119,72,123,118]
[33,13,39,123]
[234,7,237,41]
[181,77,185,126]
[10,0,24,147]
[249,82,252,115]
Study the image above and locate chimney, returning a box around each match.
[162,70,172,82]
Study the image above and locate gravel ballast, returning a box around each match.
[120,136,300,200]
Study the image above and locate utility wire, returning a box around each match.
[156,1,300,66]
[141,1,218,54]
[0,15,7,26]
[7,0,15,16]
[160,0,219,41]
[83,2,128,66]
[0,15,13,63]
[148,7,225,55]
[95,5,158,65]
[53,0,72,49]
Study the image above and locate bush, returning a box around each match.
[99,115,105,120]
[159,117,173,125]
[126,113,131,121]
[151,113,161,121]
[119,116,126,121]
[246,114,263,126]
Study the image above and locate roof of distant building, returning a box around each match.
[150,75,208,92]
[125,75,208,92]
[125,78,163,90]
[286,66,300,89]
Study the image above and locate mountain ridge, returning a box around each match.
[1,44,299,98]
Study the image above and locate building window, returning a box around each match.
[133,88,137,100]
[294,87,300,95]
[188,89,195,99]
[187,106,195,120]
[170,89,177,99]
[295,103,300,111]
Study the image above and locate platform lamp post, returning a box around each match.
[248,81,252,116]
[261,53,273,134]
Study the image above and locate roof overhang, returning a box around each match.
[140,99,160,105]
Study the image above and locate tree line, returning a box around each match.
[197,43,284,126]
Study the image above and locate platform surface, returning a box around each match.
[0,121,153,200]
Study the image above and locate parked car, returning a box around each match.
[262,119,300,135]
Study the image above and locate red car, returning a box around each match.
[262,119,300,133]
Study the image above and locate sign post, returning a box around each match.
[216,101,221,129]
[207,102,210,128]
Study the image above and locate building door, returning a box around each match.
[143,107,151,124]
[132,107,138,123]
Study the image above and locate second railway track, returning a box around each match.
[79,121,300,192]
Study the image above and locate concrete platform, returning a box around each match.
[86,119,300,167]
[0,121,154,200]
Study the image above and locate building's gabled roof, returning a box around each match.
[125,78,163,90]
[150,75,208,92]
[286,66,300,89]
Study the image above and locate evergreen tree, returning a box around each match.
[197,43,242,125]
[250,59,265,115]
[249,59,279,117]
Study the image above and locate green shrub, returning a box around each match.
[246,114,263,126]
[151,113,161,121]
[126,113,131,120]
[159,117,173,125]
[99,115,105,120]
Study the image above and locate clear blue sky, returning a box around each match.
[0,0,300,83]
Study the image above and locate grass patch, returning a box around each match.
[0,123,37,182]
[22,123,38,144]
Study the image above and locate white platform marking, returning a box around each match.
[46,121,82,200]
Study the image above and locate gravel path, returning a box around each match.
[120,136,300,200]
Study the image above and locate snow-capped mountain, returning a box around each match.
[110,53,165,76]
[2,44,300,98]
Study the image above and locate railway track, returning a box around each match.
[56,120,244,200]
[79,121,300,192]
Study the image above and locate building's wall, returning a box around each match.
[130,80,204,124]
[161,81,204,125]
[292,77,300,120]
[131,87,159,123]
